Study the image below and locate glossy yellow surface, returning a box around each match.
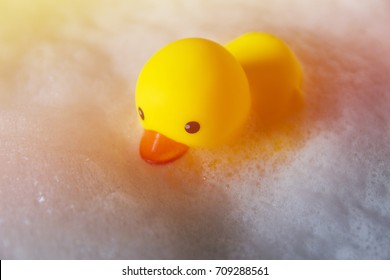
[136,38,251,147]
[226,32,303,122]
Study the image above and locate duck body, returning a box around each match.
[225,32,303,122]
[135,32,303,164]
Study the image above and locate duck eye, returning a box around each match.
[184,121,200,134]
[138,107,144,120]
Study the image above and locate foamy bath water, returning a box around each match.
[0,0,389,259]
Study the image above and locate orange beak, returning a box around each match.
[139,130,189,164]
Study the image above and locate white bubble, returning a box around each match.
[37,193,46,204]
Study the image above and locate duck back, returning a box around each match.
[225,32,303,124]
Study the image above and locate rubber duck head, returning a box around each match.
[135,38,251,164]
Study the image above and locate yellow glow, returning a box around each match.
[0,0,96,72]
[0,0,95,43]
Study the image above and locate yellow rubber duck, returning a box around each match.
[135,32,303,164]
